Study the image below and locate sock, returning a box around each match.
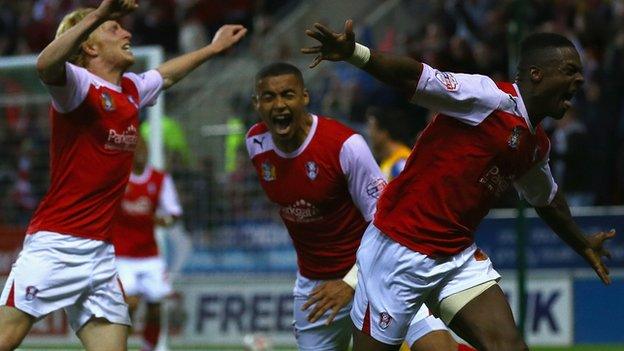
[141,318,160,351]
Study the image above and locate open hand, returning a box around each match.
[211,24,248,53]
[301,19,357,68]
[583,229,616,284]
[302,280,354,325]
[97,0,138,20]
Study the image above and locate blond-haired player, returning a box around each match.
[0,1,246,350]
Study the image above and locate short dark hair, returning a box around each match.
[255,62,304,86]
[518,32,576,67]
[367,106,414,145]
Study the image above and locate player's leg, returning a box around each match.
[350,225,445,351]
[405,308,457,351]
[432,247,524,351]
[293,273,352,351]
[448,285,527,351]
[77,317,129,351]
[140,256,172,351]
[0,306,35,351]
[125,295,141,318]
[66,243,131,351]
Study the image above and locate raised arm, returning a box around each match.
[156,24,247,90]
[535,189,616,284]
[301,19,423,94]
[36,0,137,85]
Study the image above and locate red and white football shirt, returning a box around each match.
[246,115,386,279]
[374,64,558,257]
[112,166,182,257]
[27,63,163,241]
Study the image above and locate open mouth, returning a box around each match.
[272,114,293,136]
[561,90,576,109]
[121,43,133,54]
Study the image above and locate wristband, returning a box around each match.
[346,43,371,68]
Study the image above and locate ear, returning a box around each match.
[529,66,543,83]
[81,40,98,57]
[252,94,259,111]
[303,88,310,106]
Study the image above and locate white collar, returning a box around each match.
[273,114,318,158]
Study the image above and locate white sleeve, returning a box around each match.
[157,174,183,216]
[339,134,387,221]
[513,158,558,207]
[124,69,164,108]
[411,63,506,125]
[43,62,91,113]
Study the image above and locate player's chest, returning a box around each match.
[121,182,159,214]
[255,155,345,205]
[84,87,139,152]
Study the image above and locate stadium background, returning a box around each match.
[0,0,623,350]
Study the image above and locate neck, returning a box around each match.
[87,61,124,86]
[517,81,546,127]
[274,113,313,154]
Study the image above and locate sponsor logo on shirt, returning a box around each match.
[105,125,138,151]
[479,165,514,197]
[261,161,276,181]
[379,312,392,330]
[434,71,459,91]
[508,126,522,149]
[305,161,318,180]
[101,92,115,111]
[280,199,322,223]
[366,178,387,199]
[121,196,152,215]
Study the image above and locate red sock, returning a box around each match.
[141,318,160,351]
[458,344,476,351]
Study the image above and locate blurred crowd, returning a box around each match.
[1,0,624,242]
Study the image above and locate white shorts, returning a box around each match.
[350,224,500,345]
[294,272,447,350]
[116,256,172,302]
[0,231,130,331]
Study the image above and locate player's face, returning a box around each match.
[254,74,310,141]
[88,20,134,70]
[537,47,584,119]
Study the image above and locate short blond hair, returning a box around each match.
[55,8,96,66]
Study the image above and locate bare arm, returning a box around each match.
[157,24,247,90]
[36,0,137,85]
[535,189,615,284]
[301,19,423,94]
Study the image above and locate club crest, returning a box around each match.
[379,312,392,330]
[508,126,522,149]
[25,286,39,301]
[262,161,276,182]
[305,161,318,180]
[101,92,115,111]
[434,71,459,91]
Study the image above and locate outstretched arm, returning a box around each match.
[36,0,137,85]
[301,19,423,94]
[157,24,247,90]
[535,189,615,284]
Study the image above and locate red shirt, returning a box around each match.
[27,63,163,241]
[112,167,182,257]
[375,65,557,257]
[246,115,386,279]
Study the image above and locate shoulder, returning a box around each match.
[316,115,356,144]
[245,122,273,159]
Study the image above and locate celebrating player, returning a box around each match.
[0,1,246,350]
[111,135,182,351]
[246,62,471,351]
[302,20,615,351]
